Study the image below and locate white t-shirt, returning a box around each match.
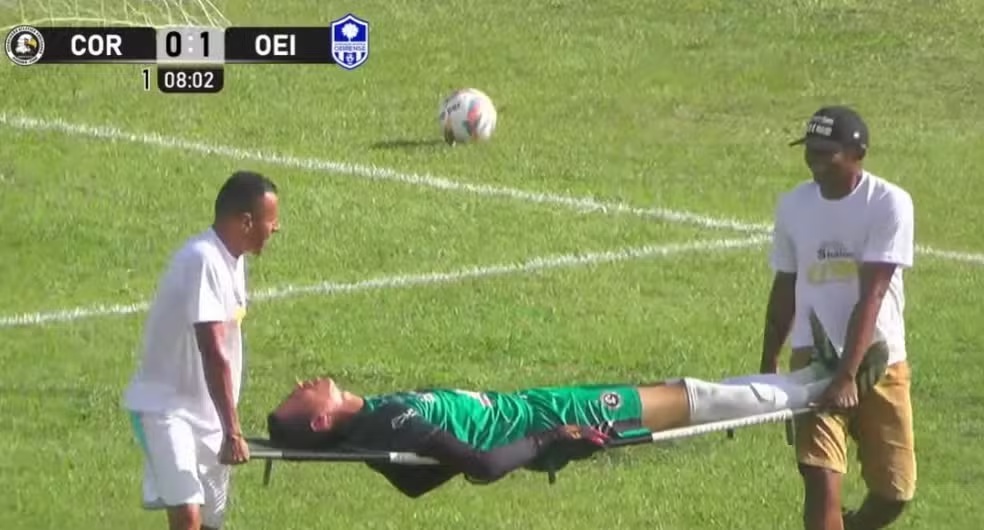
[124,228,247,432]
[769,171,914,365]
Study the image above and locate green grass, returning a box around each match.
[2,0,983,528]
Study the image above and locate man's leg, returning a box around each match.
[636,383,691,432]
[842,495,906,530]
[197,431,232,530]
[801,466,845,530]
[719,362,831,387]
[199,470,230,530]
[637,381,790,433]
[845,360,916,530]
[166,507,202,530]
[788,348,851,530]
[130,411,209,530]
[634,365,829,430]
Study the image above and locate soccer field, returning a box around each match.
[2,1,983,528]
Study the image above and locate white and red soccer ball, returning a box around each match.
[437,88,497,145]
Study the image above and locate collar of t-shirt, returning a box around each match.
[206,227,240,269]
[815,170,869,203]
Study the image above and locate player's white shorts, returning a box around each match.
[128,411,230,528]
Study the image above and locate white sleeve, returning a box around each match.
[769,199,797,273]
[186,251,228,324]
[863,190,914,267]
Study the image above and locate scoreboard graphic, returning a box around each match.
[3,13,370,94]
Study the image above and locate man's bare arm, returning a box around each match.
[836,263,896,379]
[761,271,797,372]
[194,322,241,437]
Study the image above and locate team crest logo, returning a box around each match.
[330,13,369,70]
[601,391,622,410]
[5,26,44,66]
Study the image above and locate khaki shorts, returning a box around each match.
[790,348,917,501]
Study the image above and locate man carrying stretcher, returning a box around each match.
[266,332,887,498]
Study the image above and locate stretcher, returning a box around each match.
[247,407,811,486]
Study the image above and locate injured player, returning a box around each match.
[265,364,834,498]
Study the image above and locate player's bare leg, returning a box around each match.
[636,384,691,432]
[801,466,845,530]
[636,369,828,432]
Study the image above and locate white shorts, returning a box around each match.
[129,411,230,528]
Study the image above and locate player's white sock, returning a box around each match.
[682,377,824,424]
[720,365,828,387]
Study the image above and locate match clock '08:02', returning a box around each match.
[147,67,225,94]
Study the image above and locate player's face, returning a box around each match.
[803,143,844,184]
[274,377,345,430]
[244,192,280,255]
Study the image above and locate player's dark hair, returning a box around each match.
[267,411,344,450]
[214,171,278,219]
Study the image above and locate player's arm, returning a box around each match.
[364,413,562,498]
[195,323,241,437]
[189,254,242,439]
[381,408,601,489]
[761,200,798,373]
[836,191,914,379]
[416,425,571,483]
[367,462,459,499]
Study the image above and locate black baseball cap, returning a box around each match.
[789,106,869,152]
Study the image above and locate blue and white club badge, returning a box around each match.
[330,13,369,70]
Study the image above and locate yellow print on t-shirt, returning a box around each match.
[808,258,858,285]
[234,306,247,325]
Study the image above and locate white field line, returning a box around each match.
[2,112,981,265]
[0,236,768,329]
[0,112,777,233]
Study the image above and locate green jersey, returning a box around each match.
[362,384,644,451]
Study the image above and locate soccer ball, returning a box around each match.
[437,88,497,145]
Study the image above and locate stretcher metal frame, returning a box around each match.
[247,407,811,486]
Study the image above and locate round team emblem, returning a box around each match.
[5,26,44,66]
[601,391,622,410]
